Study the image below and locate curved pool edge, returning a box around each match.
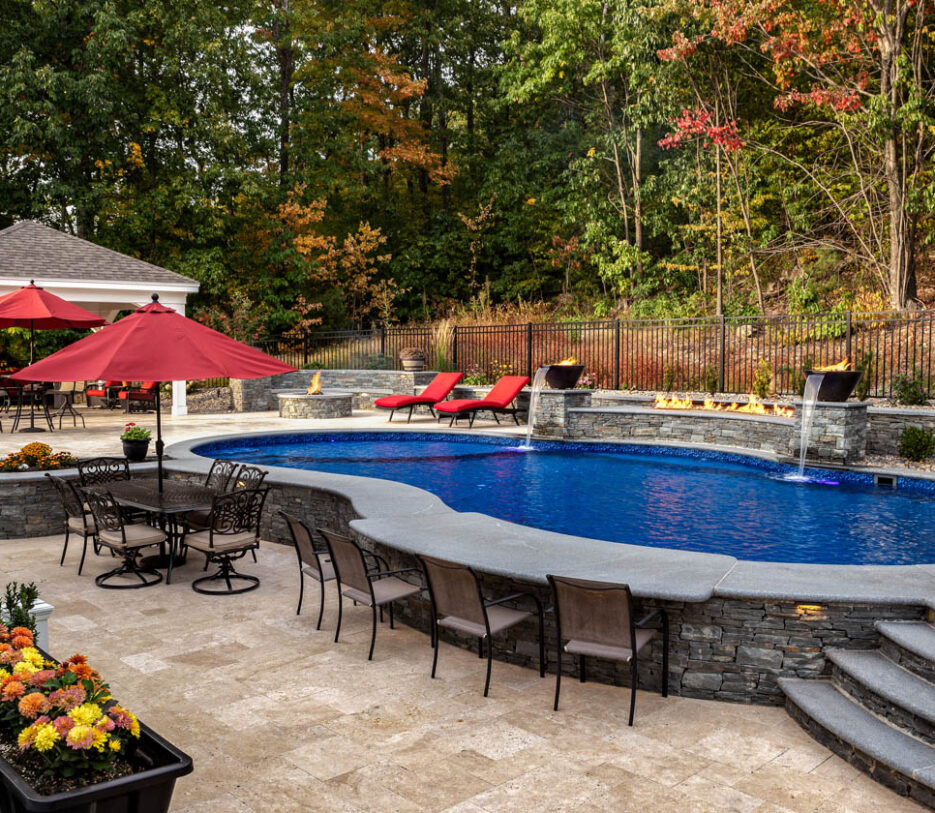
[165,430,935,611]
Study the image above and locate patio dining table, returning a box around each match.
[105,479,216,584]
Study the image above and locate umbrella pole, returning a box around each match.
[156,381,164,492]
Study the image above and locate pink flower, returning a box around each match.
[52,715,74,736]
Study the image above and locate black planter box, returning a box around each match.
[0,721,192,813]
[121,439,150,463]
[805,369,863,402]
[544,364,585,390]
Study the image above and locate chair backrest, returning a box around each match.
[483,376,529,407]
[421,372,464,402]
[232,464,267,491]
[204,459,238,492]
[45,474,84,520]
[77,457,130,486]
[547,575,636,651]
[281,511,318,567]
[319,528,370,595]
[140,382,156,391]
[207,487,268,542]
[84,488,124,536]
[419,555,486,628]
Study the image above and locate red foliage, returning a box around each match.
[659,108,743,152]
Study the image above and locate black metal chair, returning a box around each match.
[186,488,268,595]
[319,528,423,660]
[232,464,267,491]
[84,488,165,589]
[77,457,130,486]
[280,511,336,628]
[46,474,97,574]
[419,554,544,697]
[547,574,669,726]
[205,459,238,492]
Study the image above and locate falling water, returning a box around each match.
[786,373,824,481]
[519,366,549,450]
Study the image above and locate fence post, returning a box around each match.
[845,310,853,361]
[614,320,621,390]
[303,334,309,368]
[526,322,533,379]
[379,326,386,359]
[718,315,726,392]
[451,325,458,369]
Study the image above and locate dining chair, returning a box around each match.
[77,457,131,486]
[84,488,165,589]
[280,511,335,628]
[231,464,267,491]
[547,574,669,726]
[46,474,97,574]
[186,460,240,531]
[186,487,269,595]
[319,528,423,660]
[419,554,544,697]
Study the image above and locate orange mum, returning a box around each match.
[11,636,32,650]
[18,692,50,718]
[1,680,25,700]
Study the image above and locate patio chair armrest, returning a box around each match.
[485,591,543,613]
[636,608,666,628]
[369,566,422,581]
[363,550,390,570]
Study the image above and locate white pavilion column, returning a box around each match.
[167,300,188,417]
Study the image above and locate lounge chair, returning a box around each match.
[374,371,464,422]
[117,381,157,412]
[419,554,544,697]
[433,375,529,428]
[548,574,669,726]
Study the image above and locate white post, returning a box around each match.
[31,600,54,652]
[169,300,188,416]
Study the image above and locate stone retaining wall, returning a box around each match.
[564,407,792,453]
[790,402,867,464]
[866,408,935,456]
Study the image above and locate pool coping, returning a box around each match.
[166,429,935,610]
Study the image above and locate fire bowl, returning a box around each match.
[544,364,585,390]
[804,369,863,402]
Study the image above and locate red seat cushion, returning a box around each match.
[86,389,106,398]
[433,399,489,414]
[374,394,433,409]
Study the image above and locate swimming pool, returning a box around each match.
[193,431,935,566]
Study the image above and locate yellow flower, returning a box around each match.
[526,198,536,205]
[12,660,37,677]
[20,648,44,667]
[109,739,121,752]
[68,703,103,727]
[34,724,59,752]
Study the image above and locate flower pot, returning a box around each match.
[0,718,192,813]
[400,358,425,371]
[804,369,863,402]
[121,438,149,462]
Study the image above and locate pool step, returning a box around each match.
[828,649,935,745]
[878,621,935,683]
[780,678,935,809]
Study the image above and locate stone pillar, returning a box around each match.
[790,401,868,465]
[230,376,273,412]
[532,390,592,438]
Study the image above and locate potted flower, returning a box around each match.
[0,624,192,812]
[119,424,150,463]
[399,347,426,372]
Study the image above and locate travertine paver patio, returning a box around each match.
[2,534,923,812]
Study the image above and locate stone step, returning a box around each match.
[780,678,935,808]
[878,621,935,683]
[829,649,935,745]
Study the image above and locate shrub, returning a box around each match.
[2,581,38,636]
[702,366,719,395]
[854,351,873,401]
[752,359,772,399]
[892,369,928,406]
[899,425,935,462]
[662,365,676,392]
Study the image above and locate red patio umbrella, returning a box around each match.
[13,294,296,488]
[0,280,108,363]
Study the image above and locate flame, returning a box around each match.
[655,393,793,418]
[556,356,579,365]
[306,372,322,395]
[814,358,851,372]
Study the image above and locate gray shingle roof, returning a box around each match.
[0,220,199,288]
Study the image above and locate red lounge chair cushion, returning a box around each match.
[435,375,529,413]
[434,399,489,414]
[374,372,463,410]
[118,390,155,401]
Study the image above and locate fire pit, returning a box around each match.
[806,360,863,402]
[277,375,352,419]
[544,359,585,389]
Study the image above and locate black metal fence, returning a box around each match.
[258,310,935,398]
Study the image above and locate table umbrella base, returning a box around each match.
[140,552,187,570]
[18,427,47,433]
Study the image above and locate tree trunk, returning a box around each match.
[272,0,294,187]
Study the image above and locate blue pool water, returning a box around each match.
[194,432,935,565]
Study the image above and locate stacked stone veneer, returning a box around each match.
[866,407,935,456]
[790,402,867,464]
[277,392,353,419]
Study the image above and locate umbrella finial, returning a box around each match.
[151,293,159,302]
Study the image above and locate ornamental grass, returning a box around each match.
[0,624,140,794]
